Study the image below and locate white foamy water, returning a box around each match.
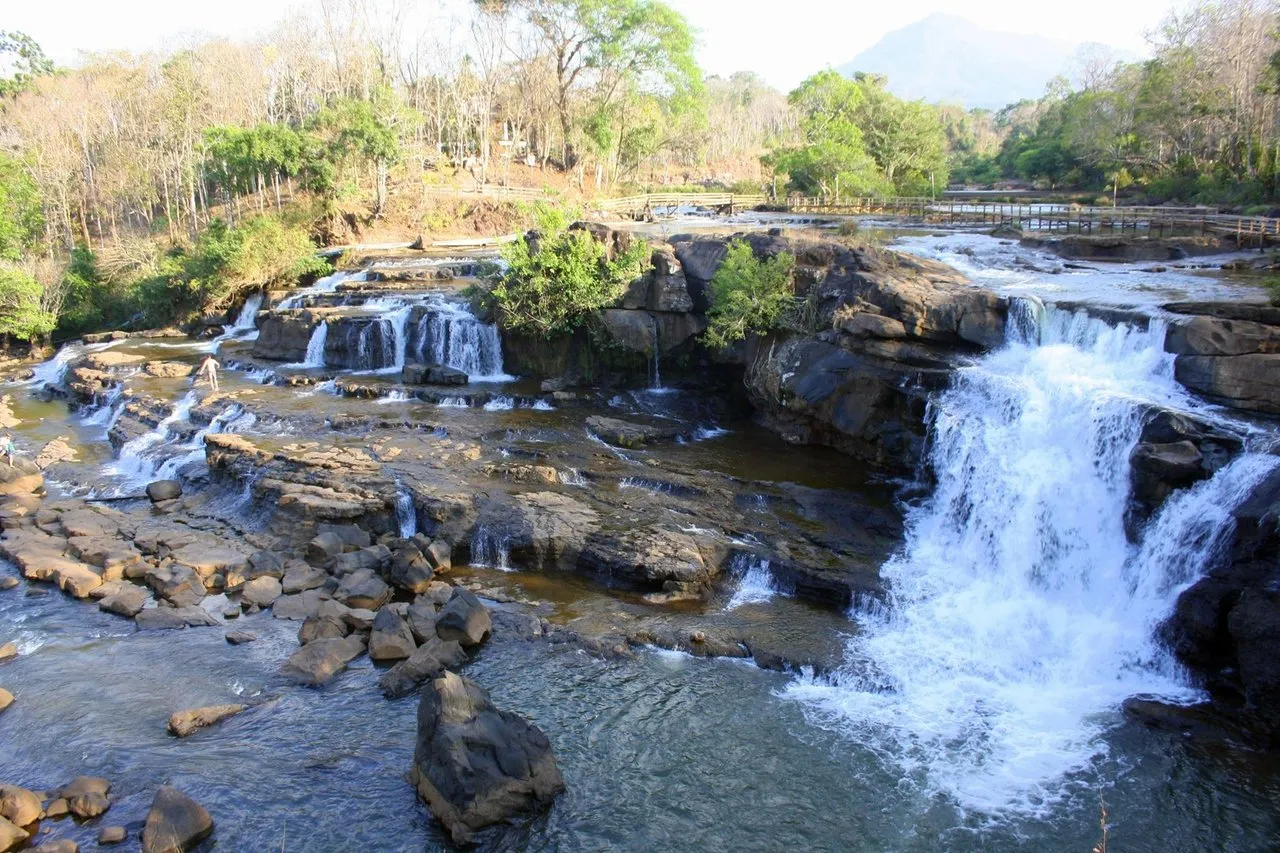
[786,300,1276,816]
[726,555,780,609]
[277,269,365,310]
[410,299,513,381]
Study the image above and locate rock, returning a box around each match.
[423,541,451,573]
[0,689,11,713]
[0,578,16,591]
[98,583,151,617]
[245,550,285,579]
[410,671,564,845]
[30,840,78,853]
[378,638,467,699]
[241,576,282,609]
[141,786,213,853]
[330,544,392,576]
[406,600,439,644]
[146,480,183,502]
[0,784,42,826]
[225,631,257,645]
[143,361,195,378]
[167,704,247,737]
[270,589,328,621]
[435,587,491,648]
[0,816,27,852]
[98,826,127,845]
[34,437,77,470]
[59,777,109,819]
[134,606,219,630]
[369,608,417,662]
[144,564,205,608]
[281,635,367,686]
[298,615,348,645]
[402,364,468,386]
[1175,353,1280,415]
[43,798,68,819]
[281,564,327,594]
[585,415,681,448]
[0,643,14,663]
[306,532,345,565]
[388,543,435,593]
[335,569,391,611]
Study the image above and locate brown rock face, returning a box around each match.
[411,672,564,845]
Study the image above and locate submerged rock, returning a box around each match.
[0,688,12,713]
[281,635,367,686]
[141,786,213,853]
[167,704,247,738]
[134,606,219,631]
[410,672,564,845]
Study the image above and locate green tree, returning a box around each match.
[704,241,795,349]
[0,154,43,261]
[0,31,54,98]
[0,266,56,342]
[311,95,402,215]
[849,73,949,194]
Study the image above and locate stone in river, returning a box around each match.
[298,615,348,646]
[306,532,345,565]
[0,688,12,713]
[369,607,417,661]
[0,817,26,853]
[0,577,18,591]
[224,631,258,645]
[28,840,78,852]
[270,589,328,621]
[141,786,213,853]
[0,643,14,662]
[435,587,491,648]
[134,606,219,631]
[144,564,204,608]
[0,783,42,827]
[145,480,182,503]
[98,583,151,617]
[378,638,466,699]
[410,672,564,844]
[335,569,391,611]
[280,635,367,686]
[241,576,282,609]
[98,826,127,845]
[167,704,247,738]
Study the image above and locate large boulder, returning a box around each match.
[146,480,183,503]
[145,564,205,608]
[134,606,219,630]
[435,587,492,648]
[369,608,417,662]
[402,364,468,386]
[281,635,367,686]
[410,672,564,845]
[335,569,392,611]
[140,786,213,853]
[0,784,42,827]
[378,638,467,699]
[0,816,27,852]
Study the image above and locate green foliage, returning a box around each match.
[0,154,43,262]
[704,242,795,349]
[0,266,55,341]
[0,31,54,99]
[766,70,948,197]
[487,225,649,337]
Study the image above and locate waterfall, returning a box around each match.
[785,299,1278,815]
[470,526,512,570]
[299,322,328,368]
[26,340,115,389]
[278,270,364,310]
[395,480,418,538]
[229,291,264,332]
[650,314,663,390]
[411,301,511,381]
[726,554,780,609]
[81,384,125,431]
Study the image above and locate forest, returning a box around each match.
[0,0,1278,345]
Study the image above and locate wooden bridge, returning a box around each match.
[590,192,1280,246]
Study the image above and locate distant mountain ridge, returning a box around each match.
[836,13,1116,110]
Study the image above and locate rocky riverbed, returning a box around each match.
[2,226,1280,850]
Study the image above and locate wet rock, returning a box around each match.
[330,544,391,576]
[0,578,16,591]
[298,614,349,645]
[146,480,183,503]
[43,798,68,819]
[379,638,467,699]
[0,643,14,662]
[98,826,127,845]
[241,576,282,609]
[369,607,417,661]
[34,437,77,470]
[1022,234,1227,262]
[167,704,247,737]
[0,688,11,713]
[134,606,219,630]
[224,631,257,645]
[281,635,367,685]
[585,415,681,448]
[335,569,392,610]
[0,816,27,852]
[403,364,468,386]
[141,786,213,853]
[0,784,42,826]
[388,543,435,593]
[1174,353,1280,415]
[424,540,451,573]
[29,840,78,853]
[406,600,439,644]
[435,587,491,648]
[145,564,204,607]
[59,777,109,819]
[410,671,564,845]
[98,583,151,617]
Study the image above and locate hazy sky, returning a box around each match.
[8,0,1181,91]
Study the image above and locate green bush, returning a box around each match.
[486,225,649,337]
[704,241,796,349]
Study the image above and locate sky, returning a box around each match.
[7,0,1181,92]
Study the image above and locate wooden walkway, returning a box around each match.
[592,192,1280,246]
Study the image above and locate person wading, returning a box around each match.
[0,434,14,468]
[196,354,221,394]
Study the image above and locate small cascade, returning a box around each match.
[26,341,113,389]
[726,554,780,609]
[297,322,328,368]
[378,390,412,405]
[106,391,201,486]
[81,384,126,430]
[153,403,252,481]
[483,396,515,411]
[558,468,588,486]
[650,315,663,390]
[410,301,511,380]
[394,480,418,538]
[278,270,365,310]
[227,291,264,333]
[470,526,512,570]
[436,397,469,408]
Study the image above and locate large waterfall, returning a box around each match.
[409,301,511,381]
[787,299,1279,814]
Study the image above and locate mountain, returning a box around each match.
[837,14,1110,110]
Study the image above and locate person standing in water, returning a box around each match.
[1,434,15,467]
[197,354,221,393]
